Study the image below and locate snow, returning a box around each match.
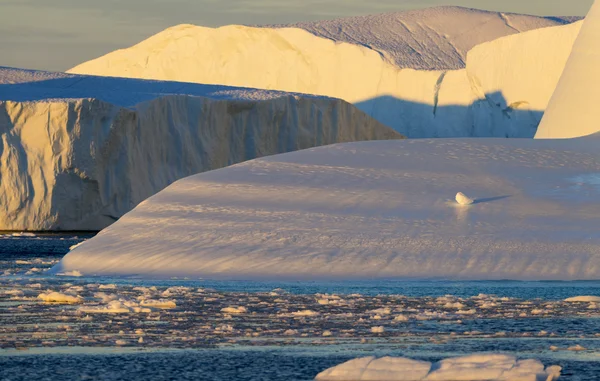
[53,137,600,281]
[67,12,581,139]
[0,67,398,231]
[37,292,83,304]
[269,6,576,70]
[315,354,560,381]
[536,0,600,139]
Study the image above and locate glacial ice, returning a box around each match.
[270,6,576,70]
[53,136,600,280]
[37,292,83,304]
[0,67,399,231]
[68,12,581,138]
[536,0,600,139]
[315,355,561,381]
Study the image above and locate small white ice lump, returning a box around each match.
[455,192,475,206]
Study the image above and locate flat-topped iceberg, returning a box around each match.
[0,67,399,230]
[53,137,600,280]
[315,354,561,381]
[68,14,582,138]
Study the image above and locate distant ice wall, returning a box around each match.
[0,95,400,231]
[69,22,582,138]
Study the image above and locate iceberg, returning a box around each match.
[52,137,600,280]
[0,67,400,231]
[315,354,561,381]
[68,11,581,138]
[536,0,600,138]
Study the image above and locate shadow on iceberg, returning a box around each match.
[355,92,544,138]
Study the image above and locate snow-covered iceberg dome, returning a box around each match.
[53,138,600,280]
[536,0,600,139]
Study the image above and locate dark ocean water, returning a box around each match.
[1,234,600,380]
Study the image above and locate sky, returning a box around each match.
[0,0,594,72]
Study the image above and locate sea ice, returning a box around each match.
[315,354,561,381]
[37,292,83,304]
[564,296,600,302]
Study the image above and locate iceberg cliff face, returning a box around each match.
[53,138,600,280]
[536,0,600,139]
[68,20,582,138]
[0,69,400,231]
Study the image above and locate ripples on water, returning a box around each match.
[1,234,600,380]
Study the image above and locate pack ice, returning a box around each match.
[68,7,582,138]
[0,67,400,231]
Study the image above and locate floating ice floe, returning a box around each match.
[56,270,83,277]
[564,296,600,302]
[140,299,177,309]
[315,354,561,381]
[221,306,247,314]
[37,292,83,304]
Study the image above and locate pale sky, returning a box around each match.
[1,0,594,72]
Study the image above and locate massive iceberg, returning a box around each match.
[51,2,600,280]
[53,137,600,280]
[536,0,600,139]
[0,67,399,231]
[68,9,582,138]
[270,6,577,70]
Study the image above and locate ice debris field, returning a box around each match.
[5,246,600,379]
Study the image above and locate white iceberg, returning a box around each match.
[52,136,600,281]
[315,354,561,381]
[0,67,398,231]
[68,10,581,139]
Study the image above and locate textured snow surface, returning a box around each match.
[55,138,600,280]
[68,15,582,138]
[269,6,577,70]
[537,0,600,139]
[315,354,561,380]
[0,66,321,108]
[0,67,400,231]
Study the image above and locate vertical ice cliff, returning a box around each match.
[0,72,400,231]
[536,0,600,139]
[68,20,583,138]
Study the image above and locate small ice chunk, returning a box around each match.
[79,300,131,314]
[140,299,176,309]
[221,306,247,314]
[56,270,83,277]
[455,192,474,206]
[291,310,319,316]
[38,292,83,304]
[564,296,600,302]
